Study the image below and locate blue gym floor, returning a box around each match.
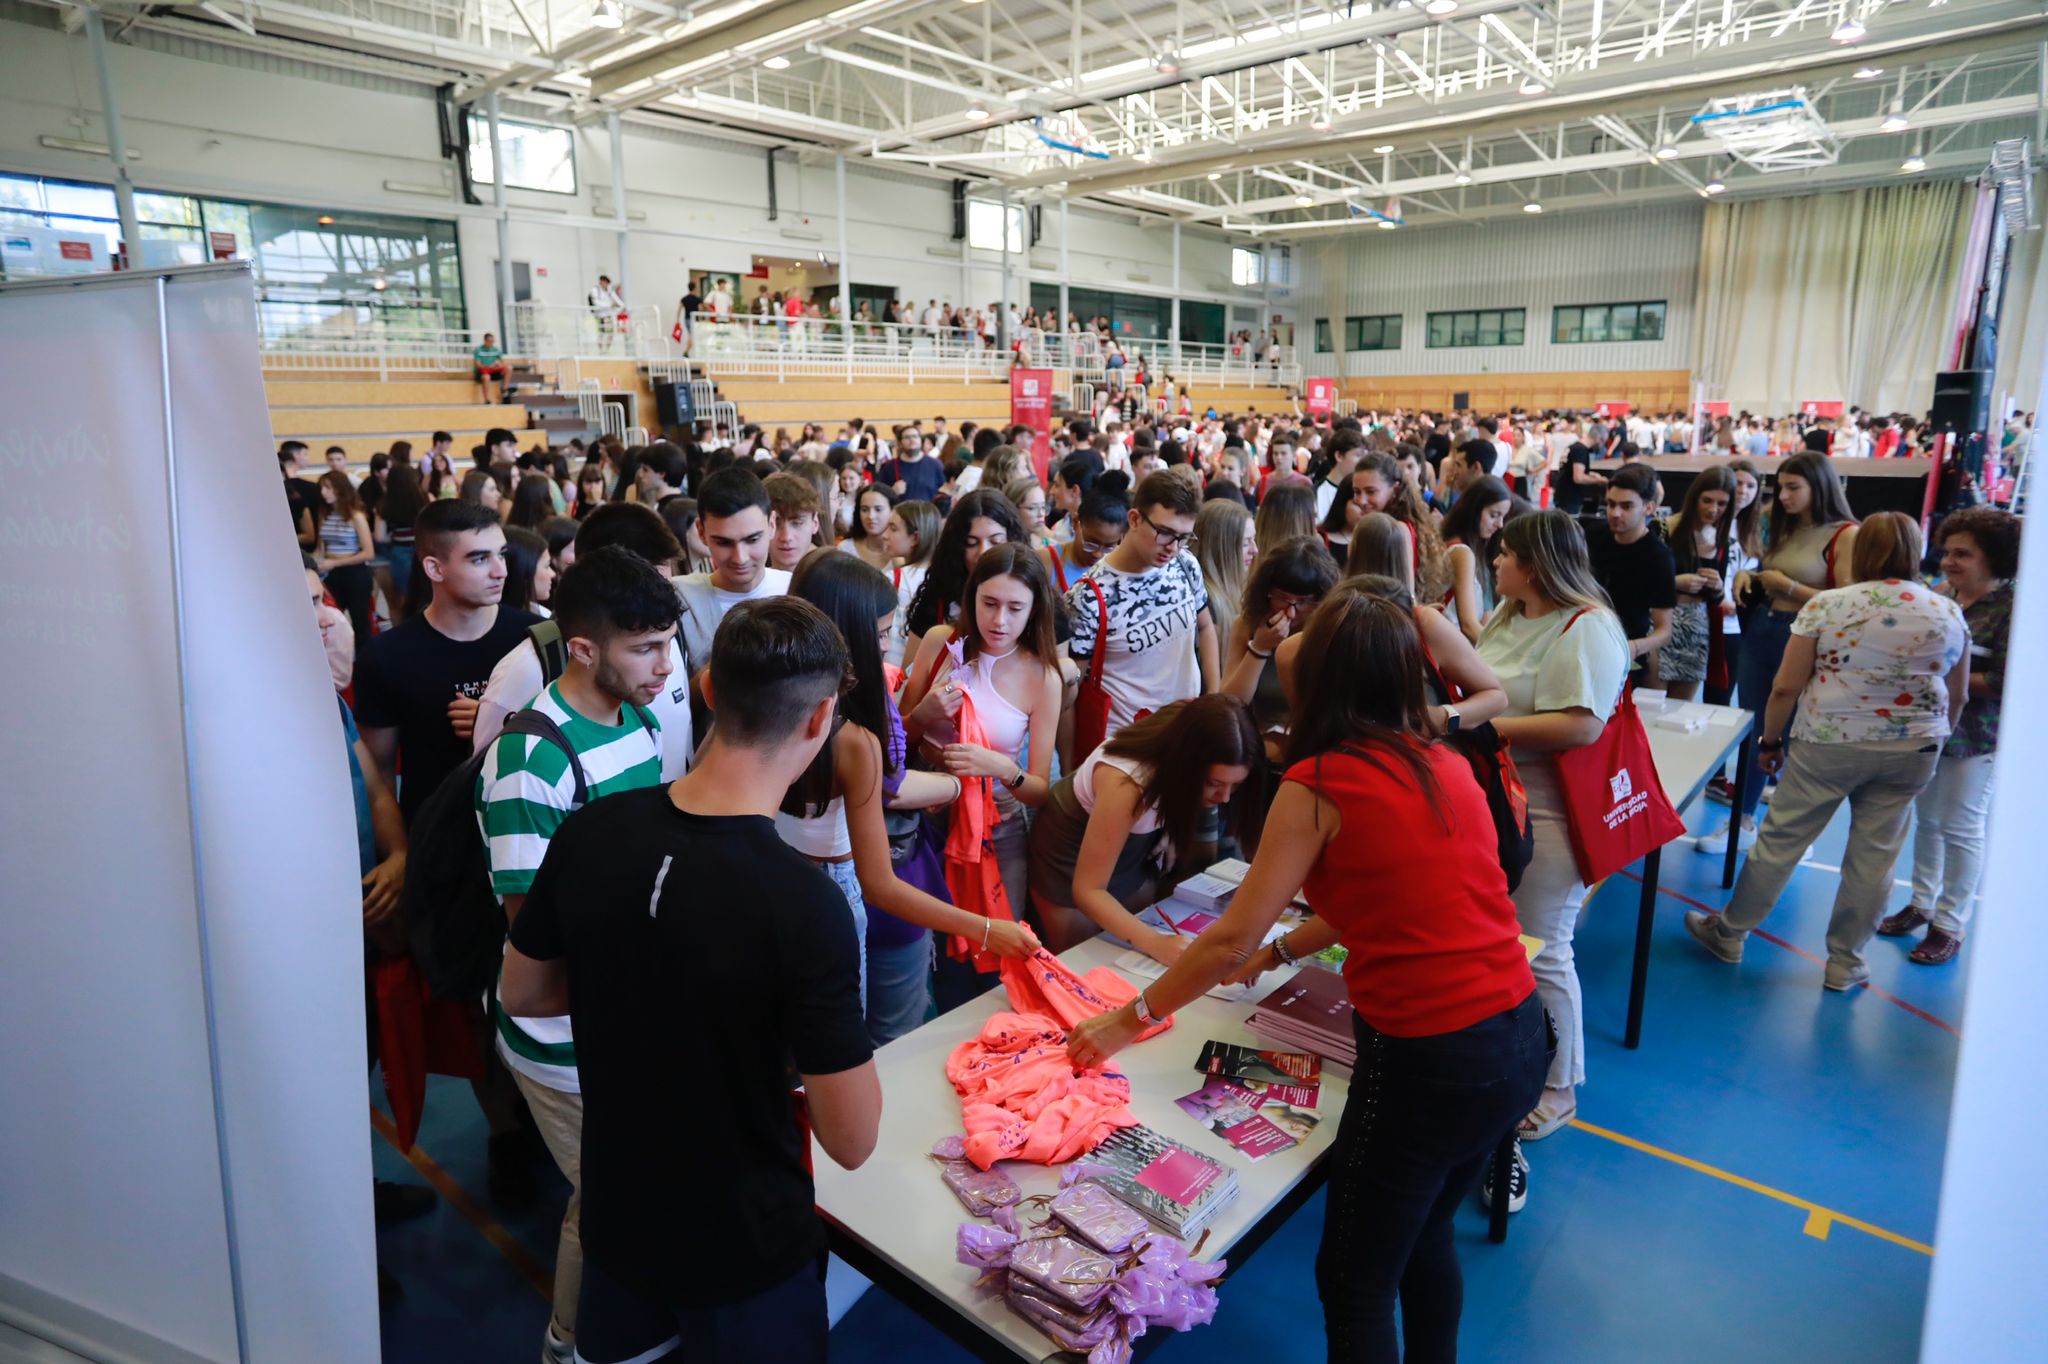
[374,792,1965,1363]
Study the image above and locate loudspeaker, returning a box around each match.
[951,180,967,242]
[1930,369,1991,438]
[654,381,694,430]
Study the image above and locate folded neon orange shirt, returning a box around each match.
[946,1010,1137,1168]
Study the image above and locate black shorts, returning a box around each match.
[574,1253,828,1364]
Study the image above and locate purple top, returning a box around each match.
[867,691,952,950]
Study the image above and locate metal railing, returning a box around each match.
[260,325,479,378]
[509,300,668,362]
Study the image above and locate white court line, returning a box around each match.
[1798,857,1911,889]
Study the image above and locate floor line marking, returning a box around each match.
[1566,1118,1934,1257]
[1611,870,1962,1037]
[370,1106,554,1302]
[1797,857,1910,889]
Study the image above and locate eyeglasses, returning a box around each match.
[1139,512,1195,550]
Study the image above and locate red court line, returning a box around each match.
[1612,869,1962,1038]
[370,1106,555,1301]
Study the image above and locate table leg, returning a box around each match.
[1487,1130,1515,1243]
[1723,733,1753,890]
[1624,846,1661,1050]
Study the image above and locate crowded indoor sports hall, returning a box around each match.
[2,1,2043,1362]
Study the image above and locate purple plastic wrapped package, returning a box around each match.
[990,1202,1019,1234]
[1105,1236,1225,1332]
[955,1222,1018,1271]
[1059,1161,1114,1190]
[939,1159,1021,1217]
[1050,1180,1152,1254]
[929,1134,968,1161]
[1007,1276,1108,1335]
[1007,1234,1117,1310]
[1004,1282,1120,1354]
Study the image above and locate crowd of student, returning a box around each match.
[296,391,2019,1364]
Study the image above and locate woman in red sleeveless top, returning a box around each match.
[1069,591,1547,1364]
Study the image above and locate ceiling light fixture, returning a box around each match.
[591,0,623,29]
[1522,200,1543,214]
[1655,143,1679,160]
[1134,148,1153,162]
[1831,17,1866,43]
[1454,161,1472,185]
[1295,194,1315,207]
[1156,54,1181,75]
[1520,78,1546,96]
[1206,171,1223,181]
[317,215,336,225]
[762,53,790,70]
[1377,218,1398,229]
[1703,176,1726,195]
[1881,99,1908,133]
[1310,110,1333,133]
[1854,65,1884,79]
[1425,0,1459,14]
[1901,152,1927,173]
[965,105,990,121]
[1373,143,1395,154]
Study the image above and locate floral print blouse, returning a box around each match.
[1790,580,1967,745]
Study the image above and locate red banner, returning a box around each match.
[57,240,94,261]
[1305,377,1336,418]
[1010,368,1055,485]
[1594,401,1634,419]
[1700,401,1731,418]
[1801,400,1845,418]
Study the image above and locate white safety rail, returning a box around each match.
[259,326,478,377]
[576,379,627,440]
[509,299,668,362]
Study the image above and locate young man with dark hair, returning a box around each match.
[1062,470,1218,737]
[878,426,944,503]
[1588,462,1677,683]
[1439,438,1496,506]
[1551,424,1609,516]
[477,546,677,1364]
[473,503,692,769]
[500,597,878,1364]
[485,427,520,469]
[1312,427,1367,524]
[425,430,453,475]
[762,472,823,572]
[280,441,319,549]
[674,467,791,673]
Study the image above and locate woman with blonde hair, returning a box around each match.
[1256,479,1319,550]
[1687,513,1967,990]
[1194,498,1255,650]
[1477,510,1631,1140]
[1344,512,1414,593]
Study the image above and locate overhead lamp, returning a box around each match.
[1295,194,1315,207]
[1156,54,1181,76]
[1831,17,1866,43]
[1454,162,1472,185]
[1206,171,1223,180]
[1310,111,1333,133]
[1522,200,1543,214]
[762,53,790,70]
[1373,143,1395,154]
[1425,0,1459,14]
[1376,218,1398,230]
[317,215,336,225]
[1902,146,1927,174]
[1134,148,1153,163]
[965,105,990,121]
[1880,100,1908,134]
[1520,78,1546,96]
[1703,176,1726,195]
[1655,143,1680,160]
[1854,65,1884,79]
[591,0,623,29]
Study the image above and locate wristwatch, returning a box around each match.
[1758,737,1785,753]
[1004,765,1027,791]
[1272,933,1301,967]
[1132,989,1159,1027]
[1443,704,1463,734]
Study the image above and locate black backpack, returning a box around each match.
[1422,654,1536,893]
[529,618,570,686]
[401,709,587,1001]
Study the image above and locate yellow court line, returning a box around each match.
[370,1106,556,1301]
[1567,1118,1934,1257]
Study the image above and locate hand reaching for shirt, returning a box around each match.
[983,918,1042,959]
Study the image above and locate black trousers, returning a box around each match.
[1316,992,1550,1364]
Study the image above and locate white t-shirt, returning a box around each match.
[674,567,791,673]
[474,635,694,781]
[954,464,984,494]
[1071,749,1161,834]
[1063,551,1209,737]
[889,561,928,667]
[1491,438,1513,478]
[1477,605,1630,807]
[1314,475,1343,524]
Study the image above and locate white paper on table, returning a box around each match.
[1112,923,1291,1003]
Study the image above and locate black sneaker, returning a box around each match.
[1480,1138,1529,1215]
[373,1179,437,1226]
[487,1132,539,1212]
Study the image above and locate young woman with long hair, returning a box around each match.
[841,484,896,571]
[900,544,1066,933]
[425,449,457,500]
[1657,465,1737,701]
[1476,510,1631,1140]
[574,462,610,521]
[1193,498,1256,651]
[1005,477,1057,551]
[776,552,1040,1037]
[1255,479,1318,550]
[1344,512,1413,591]
[460,467,505,515]
[376,462,429,617]
[314,470,377,642]
[1221,537,1341,764]
[1705,452,1858,852]
[1437,474,1514,643]
[1350,450,1448,605]
[902,487,1025,657]
[1026,695,1266,961]
[881,498,941,668]
[506,471,556,532]
[1067,592,1544,1364]
[1703,459,1765,713]
[499,525,554,615]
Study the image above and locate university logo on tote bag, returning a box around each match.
[1551,616,1687,884]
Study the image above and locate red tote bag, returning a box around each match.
[1071,576,1113,759]
[1550,620,1688,884]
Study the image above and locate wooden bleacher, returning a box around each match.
[1339,369,1692,414]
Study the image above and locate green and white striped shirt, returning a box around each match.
[476,681,662,1092]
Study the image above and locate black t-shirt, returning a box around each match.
[284,476,319,539]
[880,453,945,503]
[1422,430,1451,474]
[1587,525,1677,646]
[681,291,702,321]
[507,788,871,1305]
[1552,443,1597,514]
[351,607,540,823]
[1803,427,1832,454]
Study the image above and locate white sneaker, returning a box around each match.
[542,1325,574,1364]
[1694,820,1756,856]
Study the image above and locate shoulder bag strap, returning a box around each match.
[502,709,588,807]
[1822,522,1853,589]
[1083,575,1110,686]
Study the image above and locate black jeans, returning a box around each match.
[576,1251,829,1364]
[1316,992,1550,1364]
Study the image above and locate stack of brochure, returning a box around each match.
[1245,967,1357,1067]
[1084,1124,1240,1240]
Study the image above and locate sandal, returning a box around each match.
[1518,1092,1578,1142]
[1909,928,1961,965]
[1877,905,1931,938]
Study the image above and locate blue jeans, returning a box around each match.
[818,858,868,1014]
[1732,608,1797,818]
[864,934,933,1047]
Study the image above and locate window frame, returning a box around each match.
[1550,298,1668,345]
[1424,307,1527,349]
[1342,313,1402,351]
[1313,317,1333,353]
[965,199,1024,253]
[1231,246,1263,287]
[465,113,579,196]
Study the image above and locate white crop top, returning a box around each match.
[774,797,852,859]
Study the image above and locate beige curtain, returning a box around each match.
[1692,180,1972,413]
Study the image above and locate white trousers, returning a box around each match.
[1510,798,1589,1091]
[1909,750,1996,936]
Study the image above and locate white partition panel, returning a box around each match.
[0,264,377,1364]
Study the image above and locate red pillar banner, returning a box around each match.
[1010,368,1055,486]
[1305,378,1336,418]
